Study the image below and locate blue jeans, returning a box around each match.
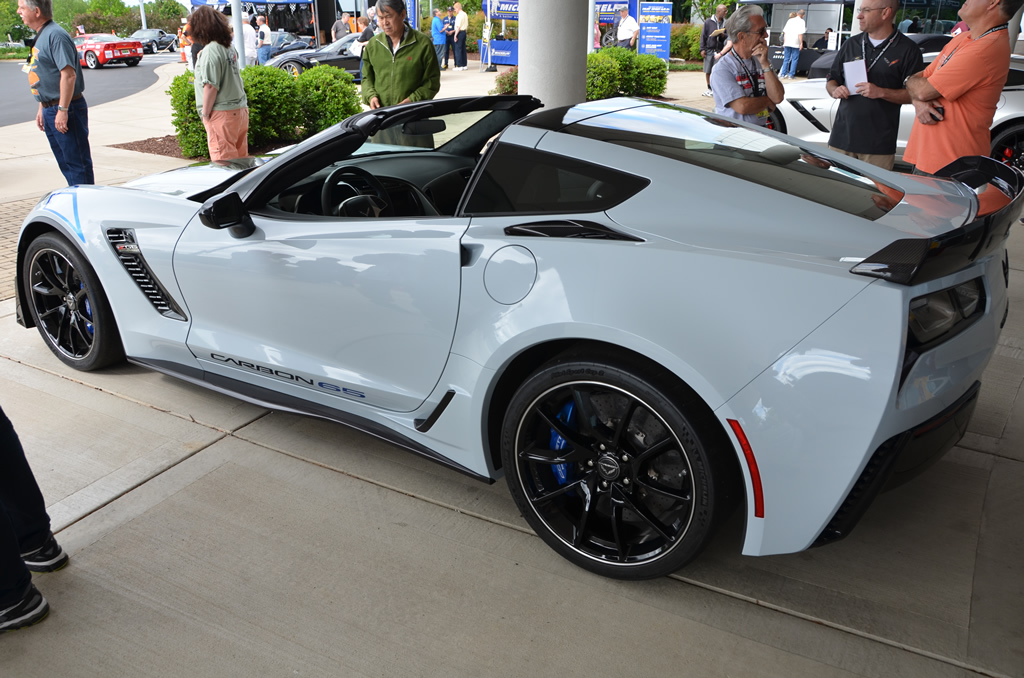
[781,46,799,77]
[0,406,52,608]
[257,45,274,65]
[42,97,94,186]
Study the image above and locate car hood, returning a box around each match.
[121,157,272,198]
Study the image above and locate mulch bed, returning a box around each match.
[109,135,285,161]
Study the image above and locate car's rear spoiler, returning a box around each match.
[850,156,1024,285]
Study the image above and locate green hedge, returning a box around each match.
[296,65,361,135]
[167,64,360,158]
[586,48,668,101]
[586,52,621,101]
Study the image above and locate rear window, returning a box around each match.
[464,143,649,215]
[563,105,904,221]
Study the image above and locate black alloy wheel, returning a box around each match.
[84,51,99,69]
[23,234,124,371]
[501,355,735,579]
[991,123,1024,170]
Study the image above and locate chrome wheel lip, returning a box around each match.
[27,248,96,362]
[513,380,696,568]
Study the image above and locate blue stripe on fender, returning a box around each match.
[41,191,84,243]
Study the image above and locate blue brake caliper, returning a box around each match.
[81,283,94,335]
[549,400,576,486]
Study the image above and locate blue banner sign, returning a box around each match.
[638,1,671,62]
[481,1,639,23]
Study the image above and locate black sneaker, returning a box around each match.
[0,585,49,633]
[21,533,69,573]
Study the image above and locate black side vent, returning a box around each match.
[105,229,187,321]
[504,220,644,242]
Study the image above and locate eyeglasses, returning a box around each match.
[743,27,769,37]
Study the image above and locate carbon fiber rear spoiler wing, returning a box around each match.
[850,156,1024,285]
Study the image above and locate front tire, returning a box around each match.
[23,233,124,371]
[282,61,304,76]
[84,51,100,69]
[500,354,734,580]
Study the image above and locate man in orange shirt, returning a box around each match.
[903,0,1024,174]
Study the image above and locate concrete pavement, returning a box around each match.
[1,61,1023,677]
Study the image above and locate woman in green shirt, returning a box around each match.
[190,6,249,161]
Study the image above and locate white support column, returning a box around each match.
[519,0,589,110]
[230,0,246,63]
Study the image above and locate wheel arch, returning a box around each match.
[988,117,1024,152]
[484,338,743,495]
[15,218,81,329]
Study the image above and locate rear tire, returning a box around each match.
[84,51,99,69]
[500,352,735,579]
[23,233,125,371]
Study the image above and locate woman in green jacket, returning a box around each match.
[361,0,441,109]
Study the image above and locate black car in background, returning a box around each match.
[264,32,361,80]
[131,28,177,54]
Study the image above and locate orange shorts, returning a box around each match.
[203,108,249,162]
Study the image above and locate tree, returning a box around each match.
[53,0,89,32]
[0,0,29,41]
[89,0,131,17]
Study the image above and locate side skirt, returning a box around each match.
[128,357,493,484]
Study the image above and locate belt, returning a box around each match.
[40,93,83,108]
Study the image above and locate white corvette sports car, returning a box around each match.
[14,96,1023,579]
[772,54,1024,169]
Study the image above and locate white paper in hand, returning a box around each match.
[843,60,868,95]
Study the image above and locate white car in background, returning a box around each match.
[771,54,1024,169]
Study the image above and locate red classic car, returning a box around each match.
[73,34,145,69]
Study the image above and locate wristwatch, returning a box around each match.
[57,105,69,112]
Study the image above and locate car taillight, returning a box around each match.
[908,278,984,345]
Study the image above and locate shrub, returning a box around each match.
[167,71,207,158]
[683,23,703,60]
[586,52,620,101]
[670,23,690,58]
[633,53,668,97]
[296,65,361,135]
[600,47,637,95]
[240,65,302,147]
[0,47,31,60]
[488,66,517,95]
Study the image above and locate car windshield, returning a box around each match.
[357,110,493,155]
[132,30,157,37]
[563,103,904,221]
[321,35,355,52]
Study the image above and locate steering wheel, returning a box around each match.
[320,165,391,217]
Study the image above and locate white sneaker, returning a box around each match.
[701,89,713,97]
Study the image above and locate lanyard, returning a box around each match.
[731,52,761,97]
[860,30,897,73]
[938,24,1008,71]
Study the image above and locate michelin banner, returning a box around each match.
[638,1,671,62]
[482,1,639,23]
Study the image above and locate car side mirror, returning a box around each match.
[198,192,256,238]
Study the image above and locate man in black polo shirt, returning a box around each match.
[825,0,922,170]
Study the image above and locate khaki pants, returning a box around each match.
[828,146,895,171]
[204,108,249,162]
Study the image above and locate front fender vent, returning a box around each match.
[106,229,187,321]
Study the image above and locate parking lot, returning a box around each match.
[0,61,1022,677]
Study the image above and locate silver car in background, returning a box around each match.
[772,54,1024,169]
